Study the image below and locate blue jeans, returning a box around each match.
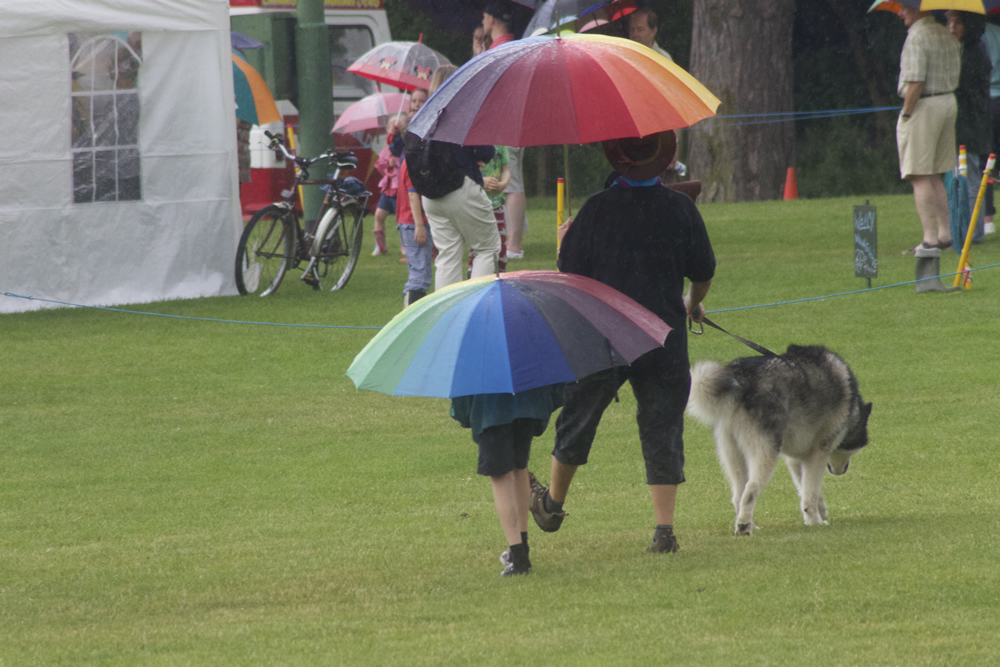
[398,223,433,293]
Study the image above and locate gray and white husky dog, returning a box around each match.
[687,345,872,536]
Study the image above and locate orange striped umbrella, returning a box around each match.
[232,52,281,126]
[868,0,1000,13]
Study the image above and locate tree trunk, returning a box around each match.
[687,0,796,202]
[825,0,893,111]
[824,0,896,147]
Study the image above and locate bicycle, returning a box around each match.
[235,131,370,296]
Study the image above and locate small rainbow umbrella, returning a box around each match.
[346,271,671,398]
[232,52,281,126]
[407,33,720,147]
[868,0,1000,13]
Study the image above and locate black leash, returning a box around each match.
[689,316,778,357]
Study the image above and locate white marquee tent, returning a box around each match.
[0,0,242,314]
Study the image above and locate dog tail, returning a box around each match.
[687,361,739,426]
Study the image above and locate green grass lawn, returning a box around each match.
[3,193,999,664]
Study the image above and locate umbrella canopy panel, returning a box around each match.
[409,33,720,147]
[523,0,636,37]
[332,91,411,135]
[231,31,264,51]
[868,0,1000,13]
[347,40,453,92]
[347,270,671,398]
[232,52,281,126]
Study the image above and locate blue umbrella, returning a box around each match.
[231,31,265,51]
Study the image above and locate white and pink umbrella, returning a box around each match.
[331,92,411,136]
[346,40,452,92]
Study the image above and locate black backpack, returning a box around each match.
[403,132,466,200]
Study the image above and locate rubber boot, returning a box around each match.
[403,289,427,307]
[372,229,387,256]
[915,246,959,293]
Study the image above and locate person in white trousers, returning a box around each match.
[422,176,502,289]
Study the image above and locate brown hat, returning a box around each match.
[602,131,677,181]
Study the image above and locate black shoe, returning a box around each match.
[529,472,566,533]
[403,289,427,307]
[646,528,680,553]
[500,561,532,577]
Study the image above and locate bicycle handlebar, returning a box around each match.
[263,130,355,174]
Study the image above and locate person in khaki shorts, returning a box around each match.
[895,6,960,252]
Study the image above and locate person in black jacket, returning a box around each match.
[946,10,992,243]
[529,131,716,554]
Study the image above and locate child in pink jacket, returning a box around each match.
[371,124,401,256]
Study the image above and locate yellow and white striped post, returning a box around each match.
[556,177,565,257]
[286,127,306,213]
[953,153,995,289]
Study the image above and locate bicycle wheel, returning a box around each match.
[235,205,296,296]
[315,207,364,291]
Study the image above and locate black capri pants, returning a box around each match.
[551,346,690,486]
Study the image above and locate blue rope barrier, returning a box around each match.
[712,106,902,120]
[690,105,902,129]
[706,262,1000,315]
[0,292,382,329]
[5,262,997,327]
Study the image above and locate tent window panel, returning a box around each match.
[93,151,118,202]
[72,96,93,148]
[69,32,143,204]
[72,153,94,204]
[117,148,142,201]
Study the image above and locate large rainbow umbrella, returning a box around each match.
[346,271,671,398]
[868,0,1000,13]
[232,52,281,126]
[407,33,720,147]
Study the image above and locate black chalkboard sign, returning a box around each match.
[854,203,877,281]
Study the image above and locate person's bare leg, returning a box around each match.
[372,208,389,254]
[650,484,677,526]
[910,174,950,246]
[490,471,522,545]
[513,467,530,534]
[929,174,952,244]
[505,192,526,255]
[549,457,578,503]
